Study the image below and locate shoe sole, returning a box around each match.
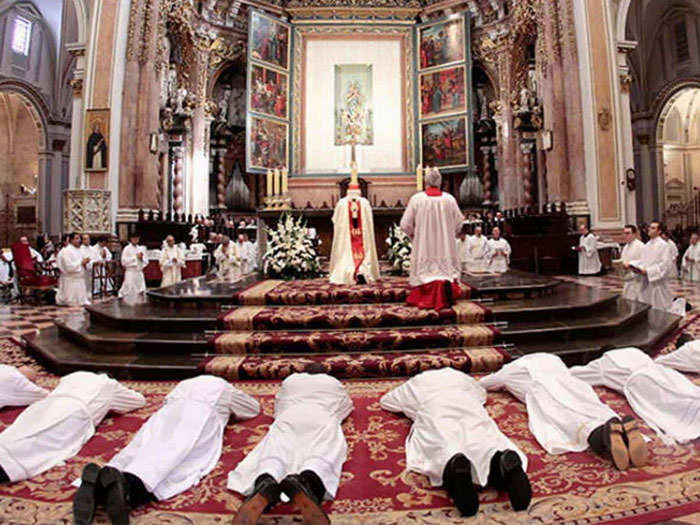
[99,468,130,525]
[608,421,630,471]
[449,455,479,517]
[73,463,100,525]
[280,477,330,525]
[622,417,649,468]
[232,492,269,525]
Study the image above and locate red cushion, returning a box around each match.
[19,274,56,287]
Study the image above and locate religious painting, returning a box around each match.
[249,63,289,120]
[334,64,374,146]
[419,18,465,70]
[248,116,288,171]
[250,11,290,71]
[419,64,467,119]
[85,109,109,172]
[420,116,469,169]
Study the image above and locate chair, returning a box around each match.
[10,242,57,304]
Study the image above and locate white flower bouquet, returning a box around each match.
[386,223,412,275]
[263,213,322,280]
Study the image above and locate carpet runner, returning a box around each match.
[218,300,491,330]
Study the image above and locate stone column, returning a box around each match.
[66,44,86,189]
[617,41,637,223]
[172,145,185,214]
[521,142,535,206]
[37,150,51,234]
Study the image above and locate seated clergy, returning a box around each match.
[400,167,465,310]
[329,177,380,285]
[0,365,48,409]
[575,223,601,275]
[0,371,144,484]
[229,364,353,525]
[214,235,241,282]
[118,233,148,298]
[681,232,700,282]
[380,368,531,517]
[73,375,259,525]
[56,232,91,307]
[159,235,186,287]
[479,353,647,471]
[486,227,511,273]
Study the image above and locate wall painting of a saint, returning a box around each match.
[85,109,109,172]
[334,64,374,146]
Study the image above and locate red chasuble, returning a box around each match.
[348,199,365,279]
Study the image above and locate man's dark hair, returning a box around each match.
[624,224,637,233]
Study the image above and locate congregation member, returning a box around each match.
[480,353,647,471]
[230,365,353,525]
[118,233,148,298]
[0,365,47,409]
[466,226,489,272]
[73,375,259,525]
[56,232,91,306]
[619,224,644,301]
[214,235,241,281]
[486,226,511,273]
[159,235,186,287]
[400,168,465,310]
[380,368,531,517]
[0,371,144,484]
[575,223,601,275]
[681,232,700,282]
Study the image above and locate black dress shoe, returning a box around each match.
[98,466,130,525]
[233,474,282,525]
[494,450,532,511]
[73,463,101,525]
[442,453,479,517]
[280,474,330,525]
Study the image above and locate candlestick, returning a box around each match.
[266,169,273,197]
[416,164,423,191]
[350,162,359,187]
[282,166,288,194]
[273,168,280,196]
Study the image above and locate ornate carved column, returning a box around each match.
[216,148,227,209]
[520,142,535,206]
[481,146,493,205]
[173,146,185,214]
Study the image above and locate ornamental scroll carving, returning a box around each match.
[63,190,112,234]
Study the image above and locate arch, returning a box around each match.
[616,0,632,42]
[0,79,50,150]
[67,0,87,44]
[651,78,700,140]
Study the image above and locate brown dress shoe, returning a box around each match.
[280,474,330,525]
[622,416,649,468]
[232,474,281,525]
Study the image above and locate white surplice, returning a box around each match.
[119,244,148,298]
[228,373,353,499]
[214,243,241,282]
[479,354,616,455]
[102,376,259,501]
[486,238,511,273]
[380,368,526,487]
[0,365,48,409]
[236,241,253,275]
[400,191,464,287]
[570,346,700,444]
[79,245,96,296]
[667,239,679,278]
[329,195,380,285]
[681,243,700,282]
[465,235,489,273]
[159,245,185,288]
[630,237,675,312]
[578,233,601,275]
[56,244,90,307]
[620,239,644,301]
[244,240,258,271]
[0,372,144,481]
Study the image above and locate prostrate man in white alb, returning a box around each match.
[56,232,91,306]
[0,365,48,410]
[479,353,648,471]
[0,371,144,484]
[214,235,241,282]
[380,368,531,517]
[73,375,260,525]
[466,226,489,273]
[619,224,644,301]
[230,364,353,525]
[329,177,380,285]
[575,223,601,275]
[159,235,186,287]
[119,233,149,298]
[682,232,700,282]
[571,345,700,446]
[486,226,511,273]
[626,221,675,312]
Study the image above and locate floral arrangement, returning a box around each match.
[263,213,322,280]
[386,223,412,275]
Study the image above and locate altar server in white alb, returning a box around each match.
[480,353,647,470]
[400,168,465,310]
[235,233,255,275]
[329,176,380,285]
[92,236,113,295]
[381,368,531,517]
[575,223,601,275]
[486,226,511,273]
[455,229,469,272]
[681,232,700,282]
[118,232,148,298]
[230,364,353,525]
[56,232,91,306]
[214,235,241,282]
[572,344,700,446]
[159,235,186,287]
[73,376,260,525]
[0,365,48,409]
[466,226,489,272]
[619,224,644,301]
[662,229,679,277]
[0,371,144,485]
[627,221,675,312]
[79,234,97,296]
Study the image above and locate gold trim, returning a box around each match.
[215,333,251,355]
[238,280,285,305]
[452,301,485,324]
[223,306,266,330]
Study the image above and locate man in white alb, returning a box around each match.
[0,371,144,484]
[619,224,644,301]
[73,375,260,525]
[466,226,489,273]
[119,233,148,298]
[575,223,601,275]
[79,234,97,298]
[159,235,186,287]
[230,364,352,525]
[455,229,469,272]
[56,232,91,306]
[682,232,700,282]
[236,233,254,275]
[626,221,675,312]
[479,353,647,470]
[662,229,679,278]
[400,168,465,310]
[214,235,241,282]
[381,368,531,516]
[486,226,511,273]
[0,365,47,410]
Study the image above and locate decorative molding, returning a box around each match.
[63,190,112,233]
[598,107,612,131]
